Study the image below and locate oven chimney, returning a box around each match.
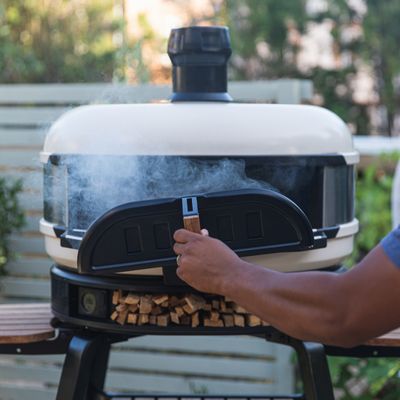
[168,26,232,102]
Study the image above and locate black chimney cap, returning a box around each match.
[168,26,232,102]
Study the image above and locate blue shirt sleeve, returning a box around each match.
[381,225,400,268]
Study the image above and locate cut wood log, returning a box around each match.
[139,296,153,314]
[220,300,227,312]
[175,306,185,317]
[116,303,128,312]
[149,315,157,325]
[183,304,196,315]
[170,312,180,324]
[233,304,248,314]
[150,306,162,315]
[128,304,138,313]
[210,310,220,322]
[246,314,261,327]
[153,294,169,305]
[116,309,129,325]
[222,314,234,328]
[184,294,206,312]
[127,313,138,325]
[204,318,224,327]
[138,314,149,325]
[191,312,200,328]
[157,314,170,327]
[212,300,220,310]
[112,290,122,305]
[110,311,118,321]
[125,293,140,305]
[233,314,245,327]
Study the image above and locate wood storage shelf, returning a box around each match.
[111,290,267,329]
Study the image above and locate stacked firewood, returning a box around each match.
[110,290,267,328]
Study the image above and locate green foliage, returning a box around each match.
[224,0,400,135]
[346,157,397,265]
[0,0,124,83]
[306,67,371,135]
[225,0,307,80]
[0,178,25,274]
[329,357,400,399]
[331,155,400,399]
[362,0,400,134]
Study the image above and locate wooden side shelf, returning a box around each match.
[365,328,400,347]
[0,303,55,344]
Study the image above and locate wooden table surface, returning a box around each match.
[1,303,400,347]
[0,303,54,344]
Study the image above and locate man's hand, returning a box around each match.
[173,228,245,294]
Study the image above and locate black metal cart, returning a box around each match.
[2,303,399,400]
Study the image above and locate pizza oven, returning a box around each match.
[40,26,358,333]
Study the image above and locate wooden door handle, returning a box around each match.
[183,215,201,234]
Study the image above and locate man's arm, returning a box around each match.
[173,230,400,347]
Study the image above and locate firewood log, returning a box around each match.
[157,314,170,327]
[116,303,128,312]
[139,296,153,314]
[170,312,180,324]
[127,313,138,325]
[210,310,220,322]
[112,290,122,305]
[125,293,140,305]
[191,312,200,328]
[153,294,169,305]
[222,314,234,328]
[212,300,220,310]
[150,306,162,315]
[116,309,129,325]
[246,315,262,327]
[233,304,248,314]
[233,314,245,327]
[110,311,118,321]
[128,304,138,313]
[175,306,185,317]
[138,314,149,325]
[204,318,224,327]
[184,294,206,312]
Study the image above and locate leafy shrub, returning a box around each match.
[346,157,396,266]
[0,178,25,273]
[330,155,400,399]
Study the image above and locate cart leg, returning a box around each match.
[264,329,335,400]
[294,341,335,400]
[56,334,110,400]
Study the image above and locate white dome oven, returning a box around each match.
[41,27,359,333]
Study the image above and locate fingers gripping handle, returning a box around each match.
[182,197,201,234]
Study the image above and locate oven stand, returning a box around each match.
[55,327,334,400]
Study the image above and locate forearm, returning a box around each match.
[222,261,351,345]
[174,229,400,347]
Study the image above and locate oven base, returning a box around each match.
[51,264,344,336]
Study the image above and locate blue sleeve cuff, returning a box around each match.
[381,225,400,268]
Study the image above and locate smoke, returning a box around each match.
[60,156,274,229]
